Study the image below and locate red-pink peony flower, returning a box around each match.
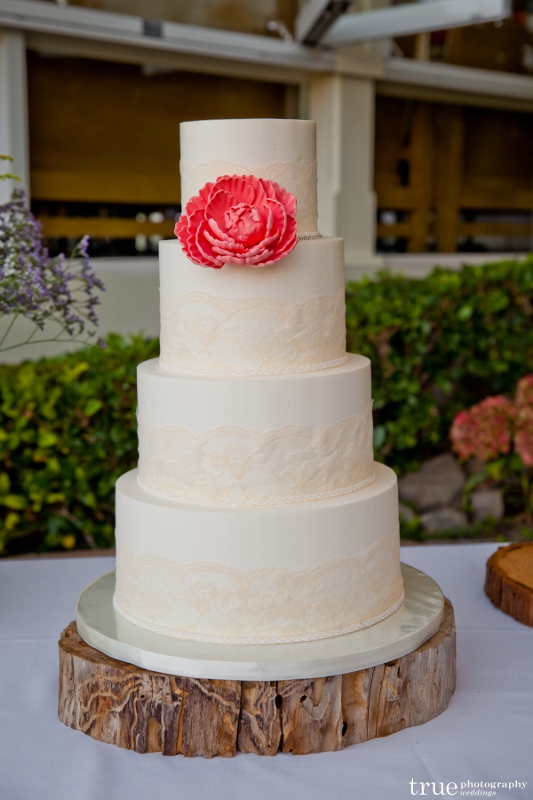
[450,395,515,463]
[175,174,298,268]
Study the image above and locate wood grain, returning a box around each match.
[58,600,456,757]
[278,675,344,755]
[485,543,533,627]
[237,681,281,756]
[58,622,239,757]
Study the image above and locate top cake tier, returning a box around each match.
[180,119,319,236]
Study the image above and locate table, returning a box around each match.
[1,543,532,800]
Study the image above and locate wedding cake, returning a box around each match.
[113,118,404,645]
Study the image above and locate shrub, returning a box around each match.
[450,375,533,520]
[346,255,533,471]
[0,334,158,555]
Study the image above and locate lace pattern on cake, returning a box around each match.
[114,536,404,643]
[180,157,318,234]
[137,403,375,506]
[159,288,346,375]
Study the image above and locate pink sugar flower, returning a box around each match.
[175,174,297,268]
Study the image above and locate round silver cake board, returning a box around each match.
[76,563,445,681]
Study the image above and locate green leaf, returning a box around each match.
[45,492,66,504]
[3,494,27,510]
[3,512,20,531]
[0,472,10,495]
[83,399,103,417]
[508,452,526,473]
[464,472,487,494]
[38,431,58,448]
[457,305,473,321]
[46,458,61,474]
[485,459,507,481]
[61,362,90,384]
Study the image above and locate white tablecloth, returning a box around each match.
[1,543,532,800]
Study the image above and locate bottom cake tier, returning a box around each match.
[114,463,404,644]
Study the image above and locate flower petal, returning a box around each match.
[264,198,288,238]
[174,214,189,247]
[259,178,297,217]
[195,220,224,267]
[211,175,255,206]
[243,174,268,207]
[204,190,234,235]
[184,182,213,216]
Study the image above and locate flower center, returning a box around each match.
[225,203,263,245]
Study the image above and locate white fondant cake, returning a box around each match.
[114,118,404,644]
[159,237,346,375]
[136,355,374,506]
[180,118,318,235]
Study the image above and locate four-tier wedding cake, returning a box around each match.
[113,118,404,645]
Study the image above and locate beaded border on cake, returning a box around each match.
[136,471,376,507]
[297,232,322,241]
[158,354,349,377]
[112,588,405,645]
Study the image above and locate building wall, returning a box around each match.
[28,52,286,219]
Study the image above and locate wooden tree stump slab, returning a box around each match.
[485,542,533,627]
[58,599,456,757]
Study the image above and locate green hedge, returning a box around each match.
[346,256,533,471]
[1,256,533,554]
[0,335,158,554]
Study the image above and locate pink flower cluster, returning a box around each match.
[451,396,515,462]
[515,376,533,466]
[450,374,533,466]
[516,374,533,408]
[175,174,297,268]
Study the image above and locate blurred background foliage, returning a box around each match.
[0,335,158,555]
[1,256,533,556]
[347,255,533,471]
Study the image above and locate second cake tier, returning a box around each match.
[159,237,346,376]
[137,354,374,506]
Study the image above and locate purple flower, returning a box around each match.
[0,189,105,344]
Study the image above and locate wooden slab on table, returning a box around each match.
[485,543,533,627]
[58,600,456,758]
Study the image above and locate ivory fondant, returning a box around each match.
[137,355,374,504]
[139,355,370,432]
[114,464,403,643]
[180,119,318,234]
[159,237,346,375]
